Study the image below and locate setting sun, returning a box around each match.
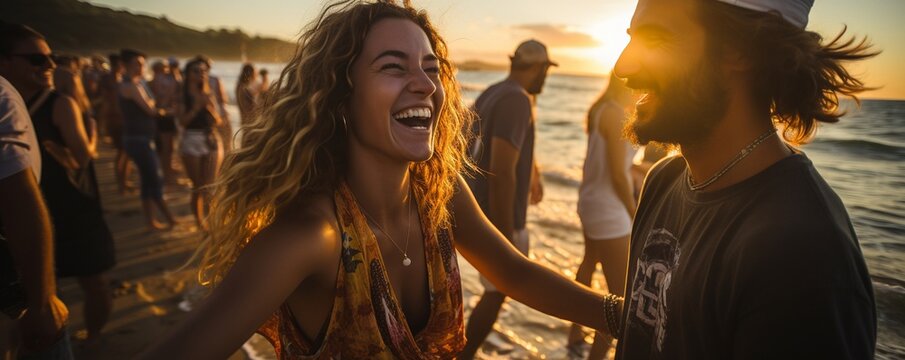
[584,12,633,74]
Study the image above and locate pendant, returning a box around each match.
[402,255,412,267]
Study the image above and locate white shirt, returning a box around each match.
[0,76,41,182]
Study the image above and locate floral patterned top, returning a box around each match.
[257,182,466,359]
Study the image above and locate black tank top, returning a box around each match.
[186,108,216,131]
[118,82,157,138]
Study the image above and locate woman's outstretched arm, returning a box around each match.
[138,206,340,359]
[451,176,620,335]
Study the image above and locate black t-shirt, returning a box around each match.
[615,154,876,360]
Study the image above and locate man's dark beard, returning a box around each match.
[527,68,546,95]
[624,58,728,146]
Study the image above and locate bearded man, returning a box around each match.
[612,0,878,358]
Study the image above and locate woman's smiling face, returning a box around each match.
[347,18,444,163]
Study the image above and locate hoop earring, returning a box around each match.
[341,114,349,132]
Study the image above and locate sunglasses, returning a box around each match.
[8,53,55,67]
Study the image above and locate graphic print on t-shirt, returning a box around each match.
[628,228,680,352]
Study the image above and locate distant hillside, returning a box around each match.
[456,60,508,72]
[0,0,296,62]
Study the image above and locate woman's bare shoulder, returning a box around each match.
[250,192,340,271]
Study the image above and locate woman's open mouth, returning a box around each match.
[392,107,432,130]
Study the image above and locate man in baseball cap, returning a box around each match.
[512,39,559,68]
[610,0,878,358]
[460,39,555,358]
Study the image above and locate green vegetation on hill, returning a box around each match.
[0,0,296,62]
[456,60,508,72]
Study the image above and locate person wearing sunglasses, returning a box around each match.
[0,22,117,356]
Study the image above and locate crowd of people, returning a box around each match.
[0,0,881,358]
[74,50,270,232]
[0,21,273,358]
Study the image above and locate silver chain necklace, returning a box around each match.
[359,196,415,267]
[686,129,777,191]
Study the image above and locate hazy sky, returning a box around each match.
[88,0,905,99]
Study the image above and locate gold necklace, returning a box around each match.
[359,195,414,267]
[687,129,776,191]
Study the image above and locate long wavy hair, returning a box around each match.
[238,63,255,86]
[198,0,474,286]
[697,1,880,145]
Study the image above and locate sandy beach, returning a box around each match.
[56,142,256,359]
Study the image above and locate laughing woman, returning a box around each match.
[141,1,623,358]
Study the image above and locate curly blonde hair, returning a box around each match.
[197,0,474,286]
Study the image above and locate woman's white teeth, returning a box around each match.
[393,108,432,120]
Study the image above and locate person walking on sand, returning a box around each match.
[178,59,223,232]
[257,68,270,94]
[236,63,258,127]
[99,53,134,194]
[0,69,73,358]
[194,55,233,153]
[613,0,877,358]
[53,55,98,147]
[138,2,624,358]
[1,23,116,348]
[567,75,637,360]
[149,60,180,184]
[460,39,552,359]
[118,49,177,231]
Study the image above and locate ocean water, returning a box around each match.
[200,61,904,358]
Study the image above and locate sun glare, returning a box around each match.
[584,11,633,75]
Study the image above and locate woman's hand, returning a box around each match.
[19,295,69,353]
[41,140,80,170]
[205,95,222,126]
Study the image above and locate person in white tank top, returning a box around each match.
[567,75,637,360]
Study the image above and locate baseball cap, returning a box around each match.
[512,39,558,67]
[715,0,814,28]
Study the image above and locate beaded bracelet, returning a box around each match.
[603,293,624,340]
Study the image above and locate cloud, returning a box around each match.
[512,24,599,48]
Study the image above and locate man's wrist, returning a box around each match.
[603,293,624,339]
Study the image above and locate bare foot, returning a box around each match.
[149,221,169,231]
[195,220,209,233]
[119,184,138,196]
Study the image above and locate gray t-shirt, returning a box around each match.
[467,79,534,230]
[0,75,40,181]
[0,75,42,288]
